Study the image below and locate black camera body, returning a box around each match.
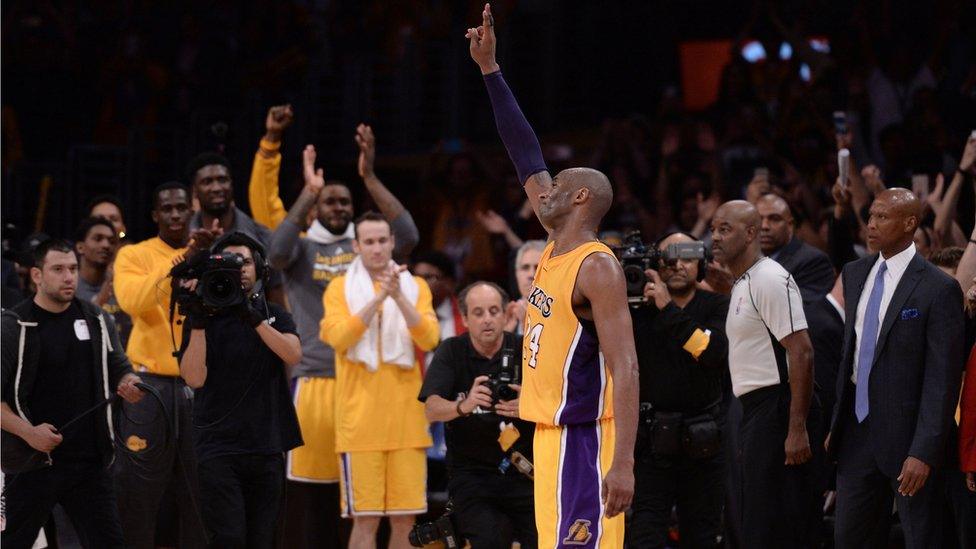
[485,347,518,405]
[409,507,462,548]
[171,252,246,315]
[612,231,708,304]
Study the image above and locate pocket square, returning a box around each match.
[900,308,919,320]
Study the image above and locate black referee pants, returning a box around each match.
[738,384,824,549]
[449,471,537,549]
[2,460,124,549]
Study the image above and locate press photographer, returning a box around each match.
[417,282,536,549]
[176,232,303,548]
[621,231,730,549]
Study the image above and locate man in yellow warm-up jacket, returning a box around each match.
[112,181,221,548]
[320,211,438,549]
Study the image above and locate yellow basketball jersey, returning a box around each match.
[520,240,615,426]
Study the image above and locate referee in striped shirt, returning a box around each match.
[710,200,823,548]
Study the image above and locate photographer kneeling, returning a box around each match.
[623,232,729,549]
[177,232,303,548]
[418,282,536,549]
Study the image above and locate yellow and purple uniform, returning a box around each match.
[521,240,623,548]
[320,275,438,516]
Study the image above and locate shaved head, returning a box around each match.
[756,194,791,218]
[542,167,613,230]
[756,193,794,254]
[867,187,920,257]
[716,200,760,229]
[710,199,762,273]
[573,168,613,221]
[878,188,921,219]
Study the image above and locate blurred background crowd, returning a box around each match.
[2,1,976,547]
[3,0,974,285]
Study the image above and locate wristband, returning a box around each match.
[259,137,281,152]
[456,400,470,418]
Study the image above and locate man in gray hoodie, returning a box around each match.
[270,124,418,548]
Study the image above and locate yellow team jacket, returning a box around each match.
[320,275,439,452]
[248,138,286,231]
[113,237,186,376]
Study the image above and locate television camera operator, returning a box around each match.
[175,232,303,548]
[417,282,537,549]
[618,231,730,549]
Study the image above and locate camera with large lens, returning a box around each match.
[484,347,518,405]
[171,252,245,315]
[408,505,462,548]
[612,231,708,304]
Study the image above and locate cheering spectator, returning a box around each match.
[320,212,438,547]
[113,182,219,549]
[73,217,132,347]
[269,127,419,549]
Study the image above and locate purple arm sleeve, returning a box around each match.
[483,71,548,185]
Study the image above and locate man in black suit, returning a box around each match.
[828,188,964,548]
[806,276,845,433]
[757,194,835,301]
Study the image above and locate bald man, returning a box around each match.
[827,189,964,549]
[711,200,823,548]
[468,5,639,547]
[756,194,834,301]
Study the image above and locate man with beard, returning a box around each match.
[112,182,221,548]
[186,151,285,305]
[755,194,834,302]
[627,232,729,548]
[2,239,143,548]
[74,217,132,347]
[268,125,418,548]
[178,233,303,547]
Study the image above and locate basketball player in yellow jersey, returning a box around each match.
[468,5,639,547]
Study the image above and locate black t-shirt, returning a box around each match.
[29,301,99,462]
[418,331,534,475]
[631,290,730,413]
[188,302,303,463]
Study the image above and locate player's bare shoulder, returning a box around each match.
[572,245,625,317]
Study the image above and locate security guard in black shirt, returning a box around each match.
[418,282,536,549]
[628,232,730,549]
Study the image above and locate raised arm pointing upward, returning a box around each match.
[467,4,551,232]
[468,5,639,547]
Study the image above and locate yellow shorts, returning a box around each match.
[534,418,624,548]
[338,448,427,517]
[287,377,340,483]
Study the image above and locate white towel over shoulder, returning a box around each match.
[344,256,419,371]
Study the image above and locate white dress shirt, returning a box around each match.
[852,243,916,382]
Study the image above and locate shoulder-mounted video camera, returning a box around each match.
[612,231,709,304]
[170,252,246,316]
[169,231,270,317]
